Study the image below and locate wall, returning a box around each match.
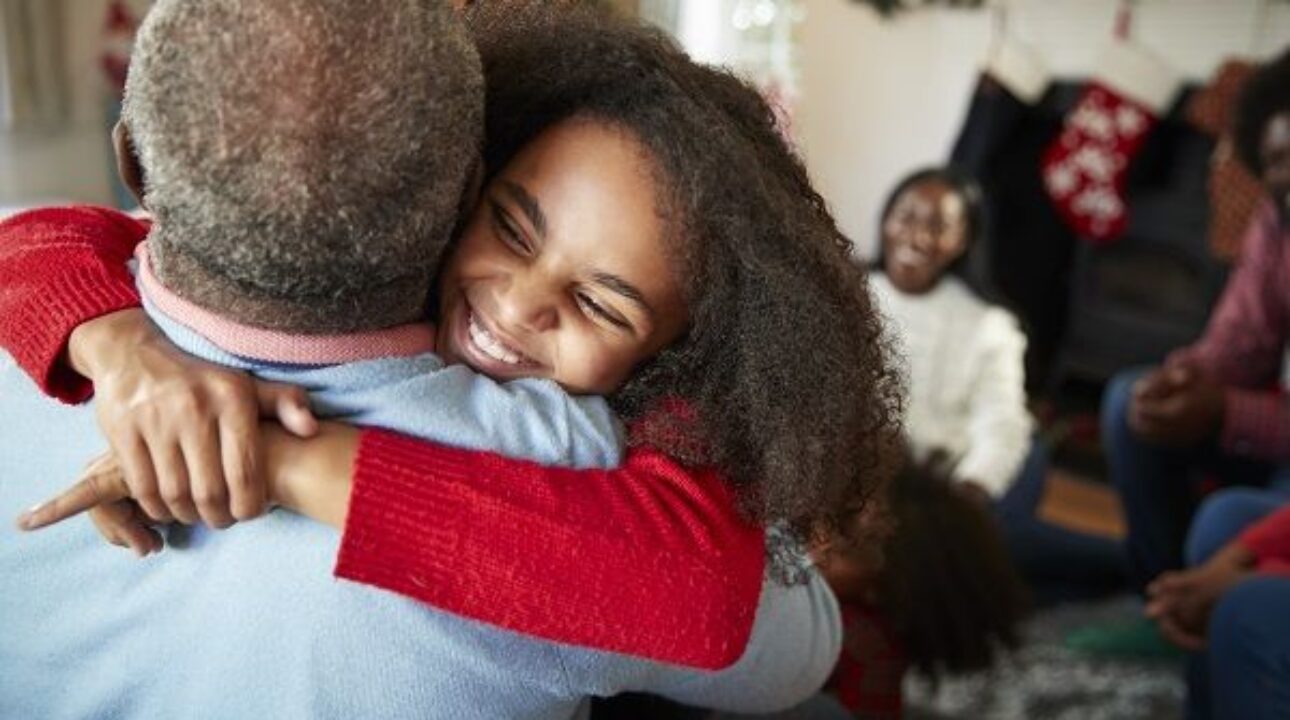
[0,0,117,209]
[795,0,1290,258]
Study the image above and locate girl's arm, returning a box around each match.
[0,206,146,403]
[265,421,764,669]
[0,205,765,670]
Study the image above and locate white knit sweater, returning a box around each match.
[871,273,1034,497]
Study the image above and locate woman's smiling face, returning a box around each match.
[436,118,689,395]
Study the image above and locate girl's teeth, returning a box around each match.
[468,314,523,365]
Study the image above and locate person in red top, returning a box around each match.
[1101,47,1290,594]
[1144,488,1290,720]
[0,3,904,678]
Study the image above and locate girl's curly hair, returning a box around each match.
[878,454,1030,683]
[465,4,904,564]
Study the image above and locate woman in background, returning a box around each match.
[870,166,1127,605]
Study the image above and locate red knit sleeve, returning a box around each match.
[0,206,146,403]
[1237,503,1290,568]
[337,429,766,670]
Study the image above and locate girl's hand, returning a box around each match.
[17,452,161,556]
[90,500,164,557]
[19,422,361,547]
[66,309,319,527]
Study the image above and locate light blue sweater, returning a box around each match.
[0,294,840,719]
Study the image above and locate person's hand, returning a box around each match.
[1129,361,1225,447]
[1145,541,1255,651]
[66,309,319,528]
[17,452,162,556]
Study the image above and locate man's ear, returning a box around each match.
[112,120,147,209]
[460,152,485,216]
[450,152,485,241]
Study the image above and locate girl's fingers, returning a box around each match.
[15,459,131,531]
[181,424,234,529]
[255,382,318,438]
[89,501,163,557]
[220,402,266,522]
[153,441,198,524]
[115,433,171,523]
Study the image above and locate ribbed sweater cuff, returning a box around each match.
[336,429,761,669]
[6,262,141,404]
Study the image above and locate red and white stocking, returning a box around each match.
[1041,41,1179,244]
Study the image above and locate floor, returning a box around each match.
[904,596,1185,720]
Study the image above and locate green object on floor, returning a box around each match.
[1063,617,1186,660]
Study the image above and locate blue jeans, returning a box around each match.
[1102,369,1280,590]
[1184,488,1290,720]
[996,440,1129,605]
[1206,577,1290,720]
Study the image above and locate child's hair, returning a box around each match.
[870,165,1001,303]
[465,5,904,561]
[877,454,1029,682]
[1234,46,1290,177]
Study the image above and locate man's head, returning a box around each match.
[1234,47,1290,220]
[121,0,483,332]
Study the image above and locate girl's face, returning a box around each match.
[880,178,968,295]
[436,119,689,395]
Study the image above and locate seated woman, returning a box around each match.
[0,2,902,707]
[869,166,1127,605]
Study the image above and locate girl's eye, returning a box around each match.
[492,205,531,255]
[577,292,629,329]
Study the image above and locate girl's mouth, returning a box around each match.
[466,310,535,367]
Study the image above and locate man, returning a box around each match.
[0,1,838,717]
[1102,47,1290,593]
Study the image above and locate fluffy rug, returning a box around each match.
[904,596,1185,720]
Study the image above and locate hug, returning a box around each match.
[0,2,901,718]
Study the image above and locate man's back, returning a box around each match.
[0,352,593,720]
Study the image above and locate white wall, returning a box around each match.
[795,0,1290,258]
[0,0,117,209]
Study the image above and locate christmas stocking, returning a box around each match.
[1041,41,1179,244]
[950,34,1049,178]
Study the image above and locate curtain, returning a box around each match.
[0,0,68,131]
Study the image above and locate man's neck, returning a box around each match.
[137,243,435,365]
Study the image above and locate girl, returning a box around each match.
[816,453,1030,719]
[0,3,901,677]
[869,166,1127,605]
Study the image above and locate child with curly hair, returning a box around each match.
[814,452,1031,719]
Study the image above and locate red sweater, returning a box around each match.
[0,206,765,670]
[1239,503,1290,575]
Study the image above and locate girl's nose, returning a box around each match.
[496,273,559,333]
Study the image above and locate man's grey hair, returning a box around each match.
[124,0,483,332]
